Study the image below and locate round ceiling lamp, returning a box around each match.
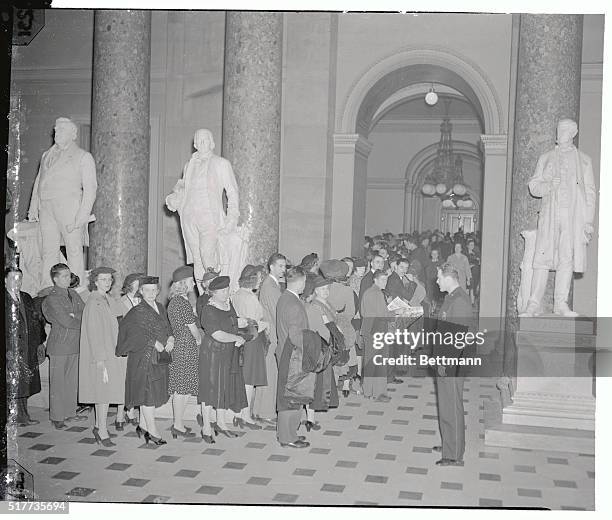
[425,84,438,106]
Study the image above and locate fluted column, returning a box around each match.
[222,12,283,265]
[89,10,151,287]
[506,14,583,327]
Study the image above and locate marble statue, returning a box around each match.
[166,129,248,292]
[519,119,597,317]
[27,117,97,287]
[517,229,537,314]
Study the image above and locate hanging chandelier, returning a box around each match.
[421,104,469,206]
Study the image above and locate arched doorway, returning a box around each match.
[330,46,508,319]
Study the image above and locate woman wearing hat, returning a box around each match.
[324,259,359,398]
[116,272,145,428]
[116,276,174,445]
[302,274,340,429]
[167,266,200,439]
[230,265,268,429]
[198,275,249,437]
[78,267,126,447]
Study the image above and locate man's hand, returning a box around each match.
[235,337,246,347]
[437,365,446,377]
[154,340,165,352]
[584,223,595,242]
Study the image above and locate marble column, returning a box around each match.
[485,15,593,453]
[89,10,151,287]
[222,12,283,265]
[506,14,583,326]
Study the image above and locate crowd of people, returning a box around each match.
[364,229,481,312]
[6,229,478,466]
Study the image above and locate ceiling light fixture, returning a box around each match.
[425,84,438,106]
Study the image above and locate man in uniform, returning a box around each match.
[432,262,474,466]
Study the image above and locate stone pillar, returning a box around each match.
[403,182,415,233]
[222,12,283,265]
[506,14,583,326]
[479,134,508,323]
[89,10,151,287]
[330,133,372,258]
[485,15,593,454]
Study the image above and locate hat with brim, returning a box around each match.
[172,265,194,283]
[140,276,160,286]
[209,275,230,291]
[320,259,349,280]
[312,275,333,289]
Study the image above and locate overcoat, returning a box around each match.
[528,146,597,273]
[116,300,173,408]
[78,291,126,403]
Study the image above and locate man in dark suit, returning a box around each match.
[385,257,415,302]
[5,267,44,426]
[276,266,309,448]
[359,254,384,305]
[432,262,474,466]
[41,263,86,429]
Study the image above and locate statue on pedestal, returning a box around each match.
[27,117,97,287]
[166,129,248,293]
[519,119,597,317]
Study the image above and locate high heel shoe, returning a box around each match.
[135,425,144,439]
[114,420,125,431]
[144,431,167,446]
[171,425,196,439]
[92,427,116,448]
[342,390,350,398]
[301,420,320,432]
[233,416,262,430]
[200,430,215,444]
[211,422,238,438]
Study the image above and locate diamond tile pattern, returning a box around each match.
[9,375,593,508]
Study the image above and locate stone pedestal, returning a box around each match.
[222,12,283,265]
[89,10,152,285]
[486,316,595,453]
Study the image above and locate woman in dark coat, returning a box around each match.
[116,276,174,445]
[198,275,248,438]
[5,267,43,426]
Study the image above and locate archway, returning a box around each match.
[329,46,508,320]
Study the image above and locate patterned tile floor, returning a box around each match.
[9,375,594,509]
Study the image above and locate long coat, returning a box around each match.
[259,275,282,349]
[528,146,597,273]
[78,291,126,404]
[116,300,173,408]
[5,291,43,398]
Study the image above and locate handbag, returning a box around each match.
[152,348,172,366]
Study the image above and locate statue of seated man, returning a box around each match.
[166,128,247,292]
[520,119,597,317]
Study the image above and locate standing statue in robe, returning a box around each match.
[166,129,248,293]
[519,119,597,317]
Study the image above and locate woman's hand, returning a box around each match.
[235,336,246,347]
[103,367,109,384]
[165,338,175,352]
[154,340,165,352]
[257,320,269,332]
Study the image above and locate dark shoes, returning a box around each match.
[92,427,116,447]
[233,417,262,430]
[52,420,67,429]
[171,425,196,439]
[389,377,404,384]
[280,439,310,448]
[432,445,442,452]
[301,420,321,432]
[65,415,87,423]
[435,458,464,467]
